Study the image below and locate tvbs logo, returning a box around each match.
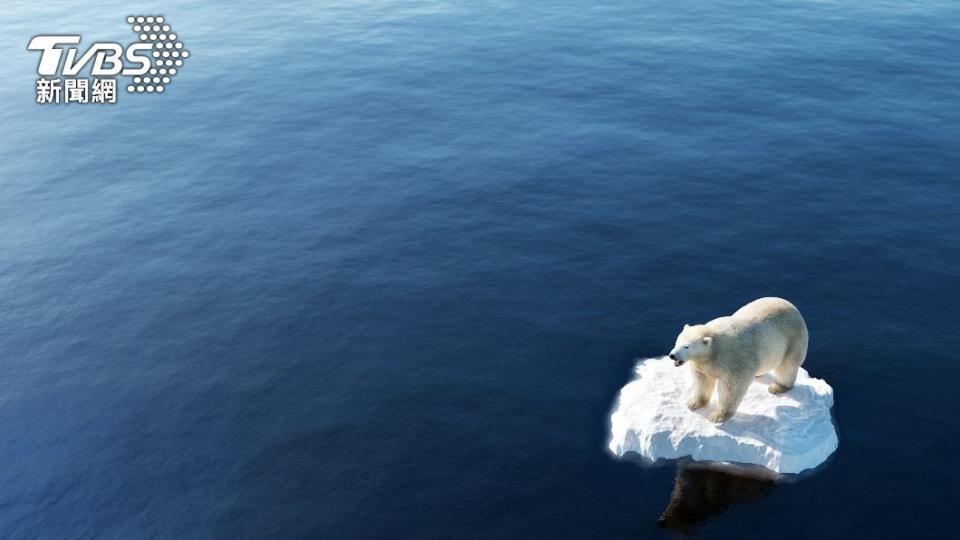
[27,16,189,105]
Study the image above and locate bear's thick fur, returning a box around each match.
[668,297,808,423]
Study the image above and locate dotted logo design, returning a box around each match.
[27,15,189,105]
[126,16,189,94]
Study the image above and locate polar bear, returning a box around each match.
[668,297,808,423]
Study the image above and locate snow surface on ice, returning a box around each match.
[608,357,837,474]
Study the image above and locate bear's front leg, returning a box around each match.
[687,368,716,410]
[708,374,750,423]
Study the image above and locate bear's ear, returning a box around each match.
[702,336,713,346]
[683,324,690,329]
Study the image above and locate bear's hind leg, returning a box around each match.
[708,374,750,423]
[687,369,716,410]
[769,363,799,394]
[770,336,806,394]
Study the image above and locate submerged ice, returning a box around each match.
[608,357,838,474]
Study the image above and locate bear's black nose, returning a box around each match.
[668,353,676,360]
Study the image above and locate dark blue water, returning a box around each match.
[1,1,959,537]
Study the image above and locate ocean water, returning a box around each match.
[1,1,959,537]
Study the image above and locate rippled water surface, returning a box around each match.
[1,1,958,537]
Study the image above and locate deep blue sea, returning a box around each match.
[1,1,959,538]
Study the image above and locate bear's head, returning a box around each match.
[669,324,713,367]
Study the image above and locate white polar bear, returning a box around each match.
[668,297,809,423]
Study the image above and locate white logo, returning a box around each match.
[27,15,189,104]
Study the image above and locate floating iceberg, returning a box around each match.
[608,357,838,475]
